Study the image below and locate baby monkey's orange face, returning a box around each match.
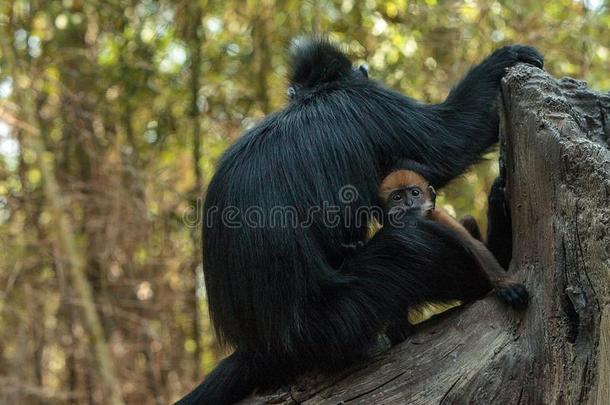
[378,169,436,215]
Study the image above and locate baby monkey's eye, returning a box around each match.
[411,188,421,197]
[391,193,402,201]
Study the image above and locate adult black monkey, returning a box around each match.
[178,38,543,404]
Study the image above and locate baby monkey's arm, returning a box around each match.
[427,208,527,309]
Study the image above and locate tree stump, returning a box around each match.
[243,65,610,405]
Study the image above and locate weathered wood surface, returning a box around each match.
[244,65,610,405]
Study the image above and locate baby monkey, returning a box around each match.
[378,161,528,310]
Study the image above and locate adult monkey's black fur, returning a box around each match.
[178,39,543,404]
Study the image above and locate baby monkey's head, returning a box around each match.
[379,160,436,216]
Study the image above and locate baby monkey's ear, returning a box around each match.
[428,185,437,209]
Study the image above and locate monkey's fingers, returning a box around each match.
[496,283,529,310]
[340,241,366,254]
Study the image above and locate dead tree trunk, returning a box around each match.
[242,65,610,404]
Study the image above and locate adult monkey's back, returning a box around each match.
[177,39,543,405]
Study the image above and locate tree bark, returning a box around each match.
[242,65,610,404]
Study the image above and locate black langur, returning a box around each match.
[378,161,528,309]
[178,38,543,404]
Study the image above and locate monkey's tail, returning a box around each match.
[175,351,261,405]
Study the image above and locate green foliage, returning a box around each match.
[0,0,608,403]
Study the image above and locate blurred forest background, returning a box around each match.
[0,0,608,404]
